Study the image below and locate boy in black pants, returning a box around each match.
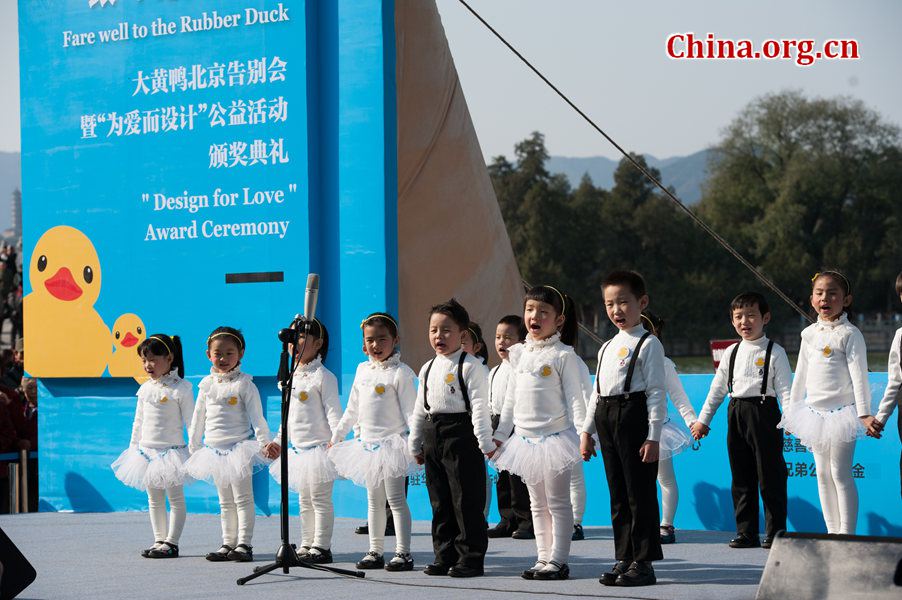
[409,299,495,577]
[692,292,792,549]
[580,271,666,587]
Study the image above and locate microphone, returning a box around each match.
[303,273,319,322]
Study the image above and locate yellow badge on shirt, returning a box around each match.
[540,365,553,377]
[445,373,455,384]
[822,345,833,358]
[299,391,309,402]
[160,396,168,403]
[754,357,765,368]
[617,347,630,359]
[228,396,238,406]
[374,384,386,395]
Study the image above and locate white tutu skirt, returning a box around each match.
[183,440,269,486]
[778,402,864,453]
[328,433,416,488]
[111,445,191,492]
[269,443,339,492]
[492,429,580,486]
[659,419,693,461]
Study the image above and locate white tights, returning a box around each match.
[812,440,858,534]
[569,460,586,524]
[299,481,334,549]
[147,485,186,545]
[657,457,678,527]
[528,467,574,565]
[367,475,411,554]
[216,475,255,547]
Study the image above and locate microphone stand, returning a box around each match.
[238,318,364,585]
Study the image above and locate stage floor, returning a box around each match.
[0,512,768,599]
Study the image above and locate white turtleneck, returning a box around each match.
[790,313,871,415]
[331,354,417,444]
[408,348,495,455]
[188,367,272,451]
[273,357,342,447]
[130,371,194,448]
[877,327,902,424]
[698,336,792,427]
[580,324,667,441]
[494,333,588,440]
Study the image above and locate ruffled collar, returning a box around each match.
[816,313,849,330]
[210,366,243,383]
[297,356,322,373]
[367,353,401,370]
[524,332,560,351]
[144,370,181,390]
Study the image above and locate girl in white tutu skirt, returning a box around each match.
[329,313,417,572]
[184,326,277,562]
[492,285,587,581]
[782,271,874,534]
[111,334,193,559]
[264,319,342,564]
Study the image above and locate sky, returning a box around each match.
[2,0,900,161]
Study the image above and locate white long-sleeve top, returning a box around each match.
[664,358,697,427]
[408,349,495,455]
[494,333,588,440]
[581,325,667,441]
[273,357,342,447]
[129,371,194,448]
[790,314,871,416]
[331,354,417,444]
[876,327,902,424]
[188,368,271,451]
[698,336,792,427]
[489,360,513,416]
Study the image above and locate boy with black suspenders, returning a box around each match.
[692,292,792,549]
[409,299,495,578]
[580,271,667,587]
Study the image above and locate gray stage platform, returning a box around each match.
[0,512,768,599]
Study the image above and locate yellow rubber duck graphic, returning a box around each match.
[108,313,149,383]
[24,226,111,376]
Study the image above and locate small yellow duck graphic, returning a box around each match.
[108,313,149,383]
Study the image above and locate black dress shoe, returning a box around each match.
[423,563,450,576]
[147,542,179,558]
[141,541,164,558]
[762,536,774,549]
[384,552,414,572]
[302,547,333,564]
[511,526,535,540]
[487,523,513,538]
[615,561,656,586]
[599,560,631,586]
[729,533,761,549]
[356,551,385,569]
[448,564,484,578]
[227,544,254,562]
[534,562,569,580]
[521,560,547,580]
[571,524,585,541]
[660,525,676,544]
[206,545,234,562]
[355,523,369,535]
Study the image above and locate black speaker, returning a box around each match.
[757,531,902,600]
[0,526,36,600]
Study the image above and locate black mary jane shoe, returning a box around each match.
[147,542,179,559]
[599,560,631,586]
[227,544,254,562]
[206,545,234,562]
[729,533,761,549]
[356,551,385,569]
[384,552,414,572]
[142,541,164,558]
[534,561,570,581]
[571,524,585,541]
[615,561,656,587]
[302,547,333,564]
[521,560,547,580]
[423,563,450,576]
[660,525,676,544]
[448,564,484,578]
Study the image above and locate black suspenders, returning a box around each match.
[423,352,471,414]
[594,332,651,400]
[728,340,774,399]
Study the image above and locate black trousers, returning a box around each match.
[424,413,488,568]
[491,414,532,531]
[595,395,662,562]
[727,396,787,538]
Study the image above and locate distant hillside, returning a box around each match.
[547,148,712,204]
[0,151,20,233]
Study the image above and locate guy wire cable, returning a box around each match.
[458,0,813,323]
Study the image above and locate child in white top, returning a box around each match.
[782,271,873,534]
[493,286,587,580]
[869,271,902,497]
[329,313,417,572]
[111,334,193,559]
[463,322,494,519]
[640,312,697,545]
[185,327,275,562]
[264,319,341,563]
